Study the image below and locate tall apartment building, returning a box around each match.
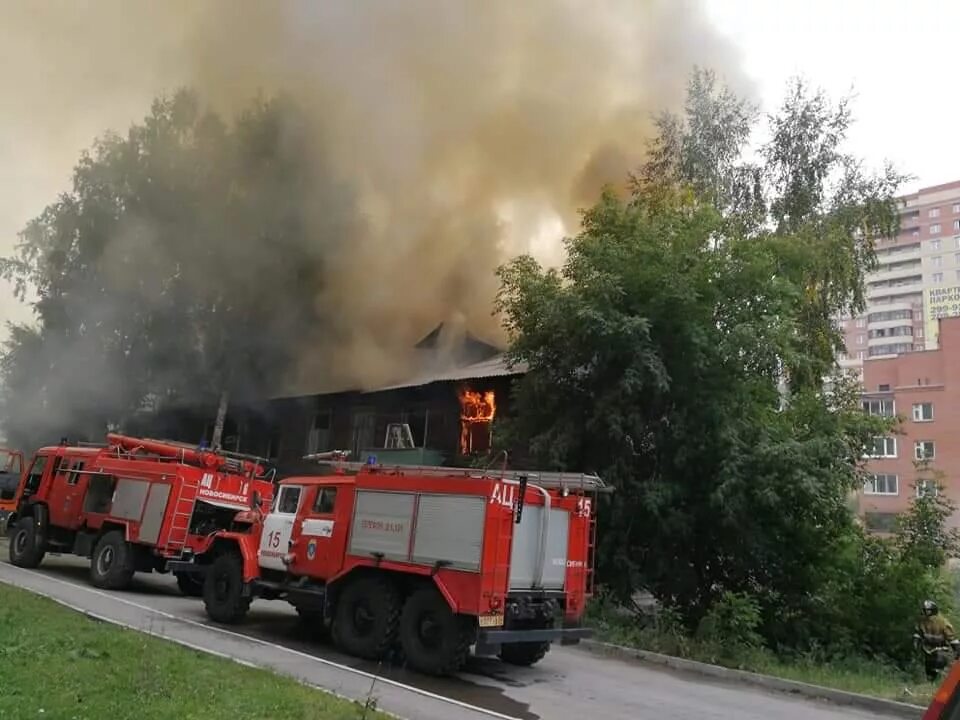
[860,317,960,531]
[839,180,960,379]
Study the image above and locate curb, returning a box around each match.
[579,639,926,719]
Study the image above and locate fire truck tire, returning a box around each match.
[399,586,474,676]
[203,552,251,624]
[175,572,204,597]
[9,516,45,568]
[90,531,135,590]
[331,576,401,660]
[498,641,550,667]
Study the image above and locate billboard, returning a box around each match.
[924,285,960,347]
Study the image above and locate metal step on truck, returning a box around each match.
[5,434,275,595]
[172,451,610,676]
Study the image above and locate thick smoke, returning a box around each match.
[0,0,746,397]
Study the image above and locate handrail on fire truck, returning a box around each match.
[102,434,275,481]
[301,450,612,493]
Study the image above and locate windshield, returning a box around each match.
[0,450,21,476]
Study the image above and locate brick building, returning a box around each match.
[840,180,960,381]
[860,316,960,530]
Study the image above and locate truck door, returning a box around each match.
[293,485,343,579]
[258,484,303,572]
[48,459,88,529]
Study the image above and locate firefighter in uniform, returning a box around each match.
[914,600,960,681]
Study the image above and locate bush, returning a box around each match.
[697,592,763,652]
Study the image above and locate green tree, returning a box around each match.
[1,90,342,449]
[496,71,903,645]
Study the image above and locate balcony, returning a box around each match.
[867,278,924,300]
[869,263,923,285]
[874,243,922,263]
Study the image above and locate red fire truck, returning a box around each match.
[173,455,605,675]
[5,434,274,595]
[0,447,24,528]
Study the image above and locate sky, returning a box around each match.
[1,0,958,333]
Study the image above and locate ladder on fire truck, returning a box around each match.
[164,474,200,554]
[303,454,610,493]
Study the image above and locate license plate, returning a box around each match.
[478,614,504,628]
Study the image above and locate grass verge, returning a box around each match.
[0,583,388,720]
[587,604,938,707]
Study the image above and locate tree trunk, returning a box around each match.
[211,390,229,450]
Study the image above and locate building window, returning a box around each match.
[857,351,866,360]
[857,334,865,345]
[930,208,941,218]
[914,440,936,460]
[867,437,897,458]
[913,230,920,238]
[856,318,866,328]
[912,402,934,421]
[868,309,913,323]
[864,473,899,496]
[305,410,333,455]
[933,255,944,268]
[954,203,960,214]
[931,225,942,236]
[869,343,913,356]
[934,272,944,283]
[864,512,899,532]
[954,220,960,232]
[862,398,895,417]
[917,479,940,498]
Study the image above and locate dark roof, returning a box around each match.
[269,322,515,400]
[365,353,527,392]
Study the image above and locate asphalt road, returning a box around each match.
[0,551,889,720]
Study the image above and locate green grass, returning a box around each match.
[587,605,938,707]
[0,583,388,720]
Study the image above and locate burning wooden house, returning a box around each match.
[243,324,526,470]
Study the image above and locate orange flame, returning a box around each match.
[459,388,496,455]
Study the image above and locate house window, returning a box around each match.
[934,272,944,283]
[864,473,899,496]
[912,403,934,421]
[856,318,866,328]
[931,225,942,237]
[917,479,940,498]
[867,437,897,458]
[864,512,899,532]
[862,398,895,417]
[930,208,941,218]
[914,440,936,460]
[954,220,960,232]
[933,255,944,268]
[857,334,866,345]
[306,410,333,455]
[954,203,960,214]
[857,351,866,360]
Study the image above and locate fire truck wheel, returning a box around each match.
[399,586,474,676]
[331,576,401,660]
[203,552,251,624]
[175,572,204,597]
[498,641,550,667]
[90,531,135,590]
[9,516,45,568]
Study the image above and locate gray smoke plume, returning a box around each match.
[0,0,747,397]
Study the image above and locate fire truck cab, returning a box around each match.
[176,457,604,675]
[0,448,24,528]
[6,435,274,595]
